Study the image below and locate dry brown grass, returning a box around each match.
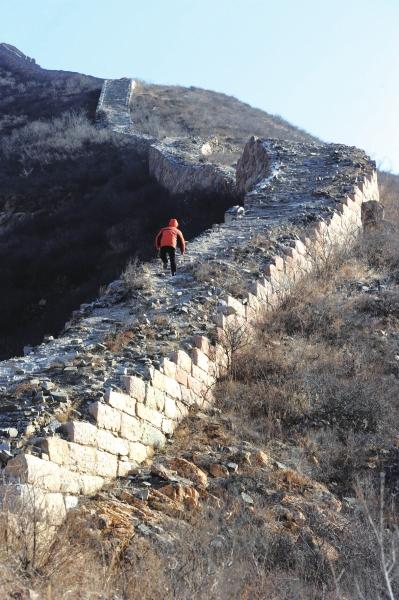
[103,329,135,353]
[122,258,154,294]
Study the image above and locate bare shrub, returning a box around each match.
[0,111,116,171]
[122,257,153,293]
[218,317,252,372]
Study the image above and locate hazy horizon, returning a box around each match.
[2,0,398,173]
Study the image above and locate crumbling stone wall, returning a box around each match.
[95,78,235,194]
[0,79,380,528]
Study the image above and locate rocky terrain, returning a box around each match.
[0,42,398,600]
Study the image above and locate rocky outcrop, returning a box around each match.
[236,137,270,194]
[236,135,271,194]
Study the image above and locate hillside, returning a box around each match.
[0,44,320,360]
[1,42,399,600]
[0,43,102,132]
[130,81,316,154]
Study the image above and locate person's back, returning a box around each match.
[155,218,186,276]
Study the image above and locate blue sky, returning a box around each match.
[2,0,399,172]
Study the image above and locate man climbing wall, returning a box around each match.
[155,218,186,276]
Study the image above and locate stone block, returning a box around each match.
[64,495,79,511]
[121,375,146,402]
[128,441,148,463]
[181,386,197,406]
[42,437,70,465]
[80,474,104,495]
[117,460,136,478]
[226,296,246,317]
[350,188,363,205]
[296,254,312,273]
[215,344,228,368]
[329,212,343,230]
[97,429,129,456]
[284,246,300,261]
[105,389,136,415]
[283,255,296,276]
[264,263,282,280]
[164,396,178,420]
[89,402,121,432]
[273,255,284,270]
[161,357,177,378]
[192,363,214,386]
[294,239,307,255]
[120,413,142,442]
[65,421,98,447]
[261,278,275,296]
[150,369,166,392]
[67,442,97,474]
[136,402,163,429]
[176,401,189,420]
[58,467,81,495]
[0,483,66,525]
[300,235,312,249]
[214,313,226,329]
[145,385,164,411]
[175,366,188,386]
[246,292,260,311]
[245,305,257,322]
[5,454,62,493]
[251,281,268,299]
[170,350,192,373]
[163,374,182,399]
[343,195,357,211]
[192,335,211,357]
[191,348,209,373]
[315,220,328,237]
[144,384,156,408]
[337,202,352,219]
[140,423,166,448]
[95,449,118,478]
[187,375,204,397]
[161,418,175,435]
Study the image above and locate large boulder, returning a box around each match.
[236,136,271,194]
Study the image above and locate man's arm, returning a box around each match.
[155,230,163,249]
[177,230,186,254]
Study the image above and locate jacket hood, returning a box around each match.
[168,218,178,228]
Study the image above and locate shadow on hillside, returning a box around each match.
[0,136,236,360]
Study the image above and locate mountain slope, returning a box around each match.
[0,43,102,133]
[130,81,316,146]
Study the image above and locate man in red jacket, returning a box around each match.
[155,218,186,276]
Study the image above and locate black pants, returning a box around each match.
[160,246,177,275]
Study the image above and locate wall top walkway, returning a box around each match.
[0,134,376,449]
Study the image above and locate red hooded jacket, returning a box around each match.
[155,219,186,254]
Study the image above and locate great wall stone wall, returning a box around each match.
[0,78,380,531]
[96,77,236,194]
